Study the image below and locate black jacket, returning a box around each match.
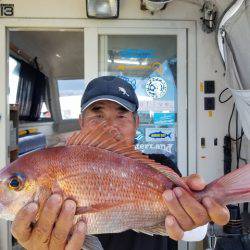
[97,154,180,250]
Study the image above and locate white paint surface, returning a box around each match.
[1,1,250,250]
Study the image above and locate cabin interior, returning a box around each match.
[0,0,250,249]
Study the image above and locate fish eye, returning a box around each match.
[8,174,25,191]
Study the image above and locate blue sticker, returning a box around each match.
[154,113,176,126]
[149,131,171,139]
[135,129,144,142]
[145,128,175,142]
[119,49,156,59]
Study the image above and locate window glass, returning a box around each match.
[99,35,177,163]
[40,102,51,119]
[9,57,21,104]
[57,79,86,120]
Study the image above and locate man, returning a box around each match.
[11,76,230,250]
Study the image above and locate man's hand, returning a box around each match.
[163,174,230,241]
[11,194,86,250]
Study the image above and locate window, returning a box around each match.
[40,102,52,119]
[99,35,177,163]
[9,57,52,121]
[8,57,20,104]
[57,79,85,120]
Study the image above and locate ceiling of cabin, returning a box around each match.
[9,31,84,78]
[9,30,177,80]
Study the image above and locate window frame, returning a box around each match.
[56,77,85,121]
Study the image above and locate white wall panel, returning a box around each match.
[1,1,248,249]
[0,0,233,19]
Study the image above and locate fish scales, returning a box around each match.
[47,146,170,234]
[2,145,170,234]
[1,124,250,238]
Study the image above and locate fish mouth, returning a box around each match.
[0,203,15,221]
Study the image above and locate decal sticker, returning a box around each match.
[135,143,174,155]
[153,113,176,126]
[135,129,144,142]
[146,77,168,99]
[151,62,163,76]
[145,128,175,142]
[139,100,175,112]
[118,49,156,59]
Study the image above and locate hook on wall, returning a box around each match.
[140,0,171,14]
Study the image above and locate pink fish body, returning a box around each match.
[1,123,250,236]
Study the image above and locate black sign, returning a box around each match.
[0,4,14,16]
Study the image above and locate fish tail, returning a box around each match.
[196,164,250,206]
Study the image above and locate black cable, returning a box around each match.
[227,104,244,142]
[219,88,233,103]
[220,90,249,214]
[236,111,239,168]
[237,128,249,213]
[219,88,246,164]
[218,88,239,140]
[228,104,235,140]
[238,130,248,164]
[218,88,242,140]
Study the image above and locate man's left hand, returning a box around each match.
[163,174,230,241]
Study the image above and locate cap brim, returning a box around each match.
[81,95,137,112]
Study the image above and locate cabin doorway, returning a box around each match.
[0,20,196,250]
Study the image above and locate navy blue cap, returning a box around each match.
[81,76,139,112]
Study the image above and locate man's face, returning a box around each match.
[79,101,139,144]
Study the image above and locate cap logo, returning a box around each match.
[118,87,129,97]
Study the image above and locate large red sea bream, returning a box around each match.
[0,122,250,244]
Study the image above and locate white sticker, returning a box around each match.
[146,77,168,99]
[139,100,175,112]
[135,143,174,154]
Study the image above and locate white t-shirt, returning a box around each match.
[182,224,208,241]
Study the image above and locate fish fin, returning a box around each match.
[82,235,104,250]
[66,122,189,190]
[146,163,190,191]
[66,131,79,146]
[66,121,123,147]
[76,203,125,215]
[127,152,189,190]
[133,223,167,236]
[130,159,189,191]
[198,164,250,205]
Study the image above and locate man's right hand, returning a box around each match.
[11,194,86,250]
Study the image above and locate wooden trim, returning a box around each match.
[10,42,32,62]
[9,42,43,70]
